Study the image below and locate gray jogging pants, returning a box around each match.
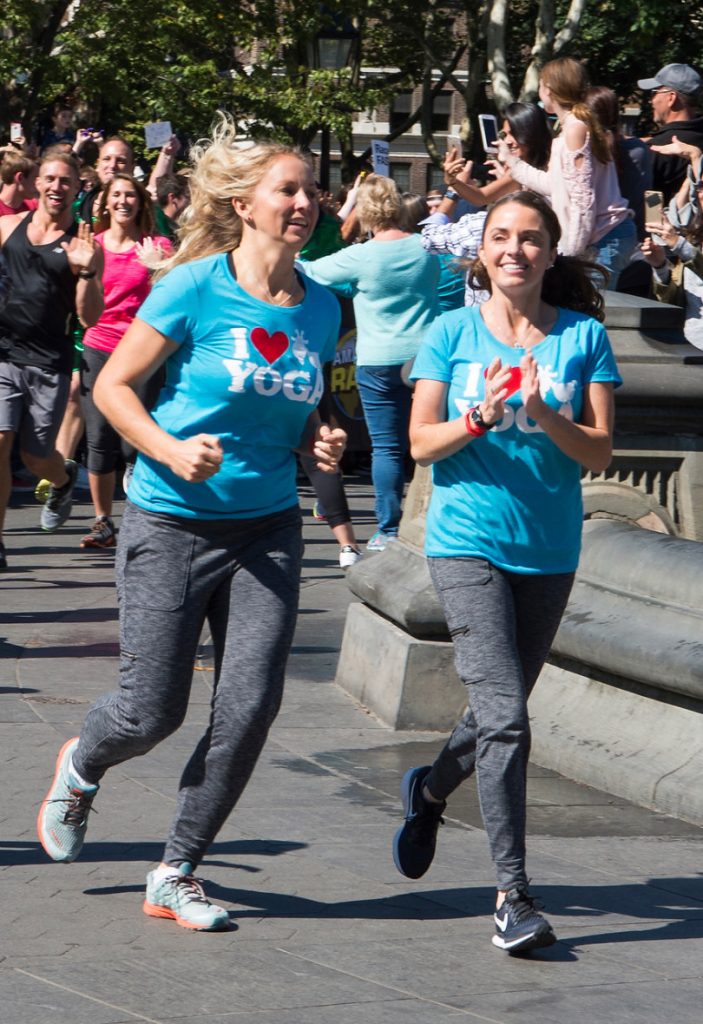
[425,556,574,890]
[72,500,302,869]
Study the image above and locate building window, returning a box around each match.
[390,92,413,133]
[432,91,452,133]
[390,163,411,192]
[426,164,445,191]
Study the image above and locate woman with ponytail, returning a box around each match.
[37,116,347,931]
[392,191,620,954]
[499,58,636,287]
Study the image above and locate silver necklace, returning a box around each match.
[251,279,301,307]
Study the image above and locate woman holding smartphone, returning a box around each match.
[393,191,620,954]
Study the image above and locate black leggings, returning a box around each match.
[299,454,350,528]
[80,345,164,474]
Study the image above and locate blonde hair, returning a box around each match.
[540,58,611,164]
[156,114,310,277]
[356,174,404,233]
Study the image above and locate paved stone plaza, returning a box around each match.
[1,476,702,1023]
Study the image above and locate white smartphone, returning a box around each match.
[644,190,664,225]
[10,122,22,142]
[478,114,499,154]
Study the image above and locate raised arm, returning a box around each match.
[62,222,105,327]
[443,148,517,210]
[421,211,486,258]
[147,136,182,200]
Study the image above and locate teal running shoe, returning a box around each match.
[37,737,98,862]
[143,863,230,931]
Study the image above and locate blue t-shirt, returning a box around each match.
[129,251,340,519]
[410,306,622,573]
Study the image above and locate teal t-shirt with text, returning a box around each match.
[129,252,340,520]
[410,306,622,573]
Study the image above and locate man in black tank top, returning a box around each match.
[0,152,104,569]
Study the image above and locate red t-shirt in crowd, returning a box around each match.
[0,198,39,217]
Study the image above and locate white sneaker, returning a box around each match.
[339,544,362,569]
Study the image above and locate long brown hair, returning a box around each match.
[467,191,606,321]
[541,58,611,165]
[97,173,155,236]
[585,85,624,182]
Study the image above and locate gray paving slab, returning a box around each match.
[1,476,702,1024]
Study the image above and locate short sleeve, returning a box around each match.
[409,315,452,383]
[585,320,622,388]
[136,263,198,345]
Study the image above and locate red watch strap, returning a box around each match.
[464,409,488,437]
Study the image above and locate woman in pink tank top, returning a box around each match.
[80,173,171,548]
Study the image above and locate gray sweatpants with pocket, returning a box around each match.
[425,557,574,890]
[72,500,302,869]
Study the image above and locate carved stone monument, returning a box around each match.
[335,293,703,824]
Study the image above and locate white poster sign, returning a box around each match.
[371,140,390,177]
[143,121,173,149]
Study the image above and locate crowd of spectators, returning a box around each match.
[1,59,702,569]
[1,55,701,951]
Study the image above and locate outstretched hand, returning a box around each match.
[640,235,667,268]
[650,135,702,164]
[644,214,679,249]
[443,146,466,185]
[61,221,98,274]
[136,236,168,269]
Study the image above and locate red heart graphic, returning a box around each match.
[251,327,289,364]
[484,365,522,398]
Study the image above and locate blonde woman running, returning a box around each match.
[37,118,346,931]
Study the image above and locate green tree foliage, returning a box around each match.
[1,0,419,155]
[562,0,703,132]
[2,0,701,163]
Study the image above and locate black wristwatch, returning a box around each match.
[77,269,97,279]
[443,187,459,201]
[469,406,495,431]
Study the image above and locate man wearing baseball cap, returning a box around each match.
[638,63,703,201]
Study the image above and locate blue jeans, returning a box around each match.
[356,363,412,535]
[594,217,637,290]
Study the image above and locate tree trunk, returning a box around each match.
[520,0,590,99]
[486,0,513,110]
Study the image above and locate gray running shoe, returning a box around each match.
[40,459,78,533]
[80,515,116,549]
